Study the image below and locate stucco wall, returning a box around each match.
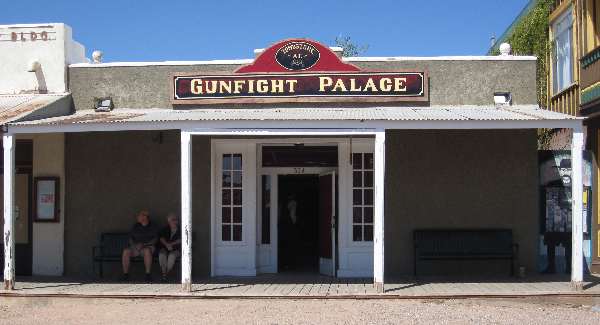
[11,133,66,276]
[31,133,66,275]
[384,129,539,278]
[64,131,211,277]
[68,59,537,110]
[0,23,85,94]
[63,129,538,278]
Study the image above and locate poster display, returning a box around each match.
[34,177,59,222]
[538,150,592,273]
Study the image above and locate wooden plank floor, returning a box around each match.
[3,274,600,298]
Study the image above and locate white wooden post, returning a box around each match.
[3,134,15,290]
[373,130,385,292]
[181,131,192,292]
[571,127,584,289]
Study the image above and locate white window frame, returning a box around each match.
[348,140,375,246]
[219,153,244,243]
[211,140,257,276]
[552,5,574,94]
[351,151,375,243]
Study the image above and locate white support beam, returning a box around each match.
[373,130,385,292]
[3,134,15,290]
[186,129,378,136]
[571,127,584,289]
[180,131,192,292]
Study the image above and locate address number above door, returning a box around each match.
[172,39,428,105]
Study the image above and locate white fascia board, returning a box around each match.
[184,129,379,136]
[7,118,582,134]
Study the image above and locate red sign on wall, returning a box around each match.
[172,39,428,105]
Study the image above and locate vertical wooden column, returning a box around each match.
[3,134,15,290]
[373,130,385,292]
[571,127,584,289]
[180,131,192,292]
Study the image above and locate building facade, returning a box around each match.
[493,0,600,275]
[2,24,586,291]
[0,23,85,277]
[547,0,600,273]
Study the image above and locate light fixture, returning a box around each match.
[94,97,114,112]
[27,59,41,72]
[92,50,103,63]
[493,92,512,107]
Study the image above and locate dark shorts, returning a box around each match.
[129,244,155,257]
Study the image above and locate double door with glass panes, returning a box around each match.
[213,140,374,277]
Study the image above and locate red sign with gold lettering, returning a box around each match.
[172,39,427,104]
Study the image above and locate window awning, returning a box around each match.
[0,93,72,126]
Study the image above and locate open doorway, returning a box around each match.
[278,175,320,273]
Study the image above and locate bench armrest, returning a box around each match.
[92,245,104,258]
[512,243,519,257]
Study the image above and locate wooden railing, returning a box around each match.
[548,83,580,116]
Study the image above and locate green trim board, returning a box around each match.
[582,82,600,105]
[581,46,600,69]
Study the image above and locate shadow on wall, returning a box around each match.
[64,131,211,279]
[384,129,539,278]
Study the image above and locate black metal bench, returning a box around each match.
[93,233,139,278]
[93,232,192,278]
[413,229,518,277]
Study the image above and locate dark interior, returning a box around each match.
[278,174,320,273]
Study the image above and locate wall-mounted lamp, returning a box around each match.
[94,97,114,112]
[493,92,512,107]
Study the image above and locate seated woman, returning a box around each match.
[158,213,181,282]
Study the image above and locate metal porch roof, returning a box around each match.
[0,93,71,125]
[7,105,578,127]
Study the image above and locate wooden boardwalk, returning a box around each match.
[3,274,600,298]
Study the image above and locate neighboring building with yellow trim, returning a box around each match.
[547,0,600,273]
[573,0,600,274]
[494,0,600,273]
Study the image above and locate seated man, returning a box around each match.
[121,210,158,282]
[158,213,181,282]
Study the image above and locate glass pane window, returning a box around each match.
[552,7,574,94]
[221,153,243,241]
[352,152,374,242]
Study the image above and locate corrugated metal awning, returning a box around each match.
[7,105,578,127]
[0,93,72,125]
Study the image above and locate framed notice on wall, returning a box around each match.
[34,177,60,222]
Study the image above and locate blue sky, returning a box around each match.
[2,0,528,61]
